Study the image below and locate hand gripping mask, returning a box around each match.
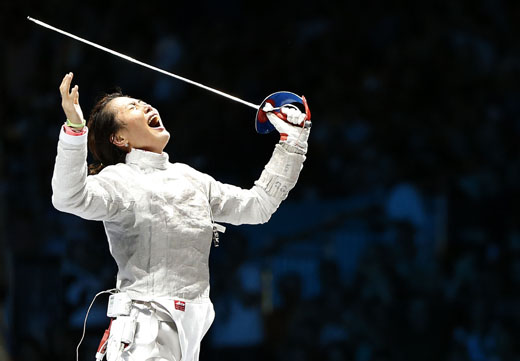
[255,91,311,134]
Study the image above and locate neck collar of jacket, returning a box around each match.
[126,148,169,170]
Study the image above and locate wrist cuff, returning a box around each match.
[59,125,88,145]
[63,125,87,136]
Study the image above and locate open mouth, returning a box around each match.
[147,114,162,128]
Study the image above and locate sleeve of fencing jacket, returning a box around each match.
[195,143,306,225]
[51,127,129,221]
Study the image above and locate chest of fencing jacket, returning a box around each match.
[52,128,306,301]
[105,150,214,300]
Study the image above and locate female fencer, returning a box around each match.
[52,72,311,361]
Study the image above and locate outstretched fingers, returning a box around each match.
[59,72,75,100]
[59,73,70,97]
[72,84,80,104]
[59,72,84,124]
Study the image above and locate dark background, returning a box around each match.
[2,0,520,360]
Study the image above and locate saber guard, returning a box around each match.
[255,91,311,134]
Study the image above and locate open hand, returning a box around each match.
[59,72,84,126]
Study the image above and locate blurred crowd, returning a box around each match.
[2,0,520,360]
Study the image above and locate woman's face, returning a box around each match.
[109,96,170,154]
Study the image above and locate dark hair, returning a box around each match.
[87,92,129,175]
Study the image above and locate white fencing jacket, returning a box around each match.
[51,127,306,360]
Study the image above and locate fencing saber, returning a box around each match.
[27,16,260,110]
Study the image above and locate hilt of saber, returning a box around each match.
[268,105,312,129]
[255,92,311,134]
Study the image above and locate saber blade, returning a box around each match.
[27,16,260,110]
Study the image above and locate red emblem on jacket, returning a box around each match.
[174,300,185,312]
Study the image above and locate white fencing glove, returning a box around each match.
[263,96,311,154]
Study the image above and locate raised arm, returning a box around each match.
[51,73,126,221]
[59,72,85,128]
[197,98,311,225]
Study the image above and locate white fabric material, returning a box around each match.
[107,299,211,361]
[51,126,306,361]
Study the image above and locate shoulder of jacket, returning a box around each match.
[95,162,135,179]
[170,162,197,174]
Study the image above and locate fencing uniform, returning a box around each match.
[51,127,306,361]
